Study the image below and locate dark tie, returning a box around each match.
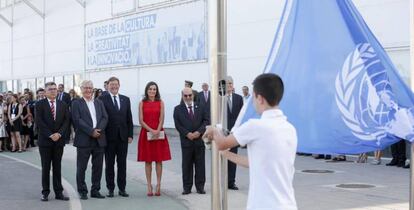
[50,100,55,120]
[188,106,194,120]
[113,96,119,111]
[228,95,232,113]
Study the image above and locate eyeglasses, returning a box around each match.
[183,94,193,98]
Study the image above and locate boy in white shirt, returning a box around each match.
[204,73,298,210]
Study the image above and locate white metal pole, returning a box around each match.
[410,0,414,209]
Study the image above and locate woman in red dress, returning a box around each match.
[138,81,171,196]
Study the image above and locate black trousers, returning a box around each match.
[181,146,205,191]
[391,139,406,163]
[39,146,64,196]
[105,141,128,191]
[76,146,104,194]
[228,146,238,186]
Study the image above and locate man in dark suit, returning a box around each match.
[57,84,71,105]
[198,83,210,113]
[225,76,244,190]
[72,80,108,200]
[101,80,109,96]
[173,87,209,195]
[35,82,70,202]
[100,77,133,197]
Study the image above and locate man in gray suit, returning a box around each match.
[71,80,108,200]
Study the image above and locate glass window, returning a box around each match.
[36,77,45,90]
[64,75,74,92]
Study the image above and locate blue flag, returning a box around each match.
[235,0,414,154]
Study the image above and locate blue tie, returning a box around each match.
[113,96,119,111]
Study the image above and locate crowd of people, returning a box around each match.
[0,76,254,203]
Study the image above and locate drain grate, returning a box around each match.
[301,169,335,174]
[336,183,375,189]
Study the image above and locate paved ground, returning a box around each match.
[0,129,410,210]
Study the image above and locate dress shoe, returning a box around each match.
[228,184,239,190]
[40,194,48,202]
[397,162,406,167]
[182,190,191,195]
[314,155,324,159]
[79,193,88,200]
[107,191,114,197]
[403,164,410,169]
[196,189,206,194]
[55,194,69,201]
[386,159,398,166]
[118,191,129,197]
[91,192,105,199]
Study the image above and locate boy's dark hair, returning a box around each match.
[252,73,284,106]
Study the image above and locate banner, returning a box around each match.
[85,0,206,70]
[236,0,414,154]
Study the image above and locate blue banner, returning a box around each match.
[236,0,414,154]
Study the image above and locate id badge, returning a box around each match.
[11,114,16,120]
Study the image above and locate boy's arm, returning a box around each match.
[206,126,240,150]
[221,150,249,168]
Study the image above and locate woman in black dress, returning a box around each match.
[8,94,23,152]
[19,96,31,151]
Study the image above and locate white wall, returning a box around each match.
[0,0,410,127]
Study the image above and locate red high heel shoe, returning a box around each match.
[155,185,161,196]
[147,185,153,196]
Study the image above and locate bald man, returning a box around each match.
[173,87,209,195]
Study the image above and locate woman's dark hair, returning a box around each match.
[143,81,161,101]
[94,89,102,99]
[252,73,284,106]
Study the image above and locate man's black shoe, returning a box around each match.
[107,191,114,197]
[386,159,398,166]
[55,194,69,201]
[196,189,206,194]
[404,164,410,169]
[91,192,105,199]
[397,162,405,167]
[79,193,88,200]
[182,190,191,195]
[40,194,48,202]
[228,184,239,190]
[118,191,129,197]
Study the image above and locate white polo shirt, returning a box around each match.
[233,109,298,210]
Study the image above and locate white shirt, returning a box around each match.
[84,98,97,128]
[185,102,194,114]
[47,98,57,120]
[233,109,298,210]
[243,94,250,104]
[110,93,121,110]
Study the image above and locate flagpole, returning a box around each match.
[209,0,228,209]
[410,0,414,209]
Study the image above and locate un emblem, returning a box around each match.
[335,43,414,144]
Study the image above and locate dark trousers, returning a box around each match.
[228,146,238,186]
[391,140,406,164]
[39,146,64,196]
[29,126,35,147]
[181,146,205,191]
[76,146,104,194]
[105,141,128,191]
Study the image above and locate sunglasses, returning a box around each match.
[183,94,193,98]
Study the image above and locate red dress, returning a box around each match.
[137,100,171,162]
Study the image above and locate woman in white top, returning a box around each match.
[0,95,7,152]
